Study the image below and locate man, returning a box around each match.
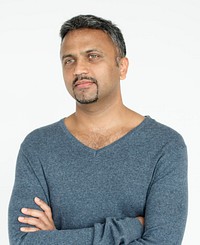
[8,15,188,244]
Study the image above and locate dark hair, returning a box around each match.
[59,15,126,58]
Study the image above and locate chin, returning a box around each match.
[76,97,98,104]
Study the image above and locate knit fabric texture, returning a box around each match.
[8,116,188,244]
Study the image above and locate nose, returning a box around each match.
[73,59,89,77]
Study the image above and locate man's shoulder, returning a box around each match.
[145,116,186,147]
[21,119,64,149]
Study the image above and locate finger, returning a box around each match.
[20,208,50,226]
[20,226,40,233]
[18,216,48,230]
[34,197,52,219]
[137,216,145,225]
[21,208,44,218]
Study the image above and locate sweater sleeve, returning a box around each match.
[8,148,143,245]
[128,139,188,245]
[8,135,188,245]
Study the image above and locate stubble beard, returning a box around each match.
[72,76,99,104]
[74,91,98,104]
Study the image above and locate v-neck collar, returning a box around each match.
[59,116,151,154]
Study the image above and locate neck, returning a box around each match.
[73,95,128,131]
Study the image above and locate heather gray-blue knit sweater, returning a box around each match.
[8,116,188,245]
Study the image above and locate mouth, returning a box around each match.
[74,80,95,89]
[73,76,98,90]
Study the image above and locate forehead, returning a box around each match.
[60,28,116,55]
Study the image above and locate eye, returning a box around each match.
[88,53,101,61]
[64,58,75,65]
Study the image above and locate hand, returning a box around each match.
[18,197,56,232]
[137,216,145,225]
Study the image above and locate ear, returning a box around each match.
[119,57,129,80]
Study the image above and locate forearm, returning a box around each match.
[9,228,93,245]
[9,217,143,245]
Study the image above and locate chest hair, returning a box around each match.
[70,128,132,150]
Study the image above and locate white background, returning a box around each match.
[0,0,199,244]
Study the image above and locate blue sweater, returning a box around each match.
[8,117,188,244]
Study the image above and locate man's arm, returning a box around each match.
[127,139,188,244]
[9,136,187,245]
[8,147,144,245]
[18,197,144,233]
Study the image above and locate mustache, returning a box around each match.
[72,76,98,87]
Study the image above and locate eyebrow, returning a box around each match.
[61,54,74,61]
[85,49,104,54]
[61,49,104,61]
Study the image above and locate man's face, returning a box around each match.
[60,28,128,104]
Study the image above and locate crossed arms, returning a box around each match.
[8,135,188,244]
[18,197,144,232]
